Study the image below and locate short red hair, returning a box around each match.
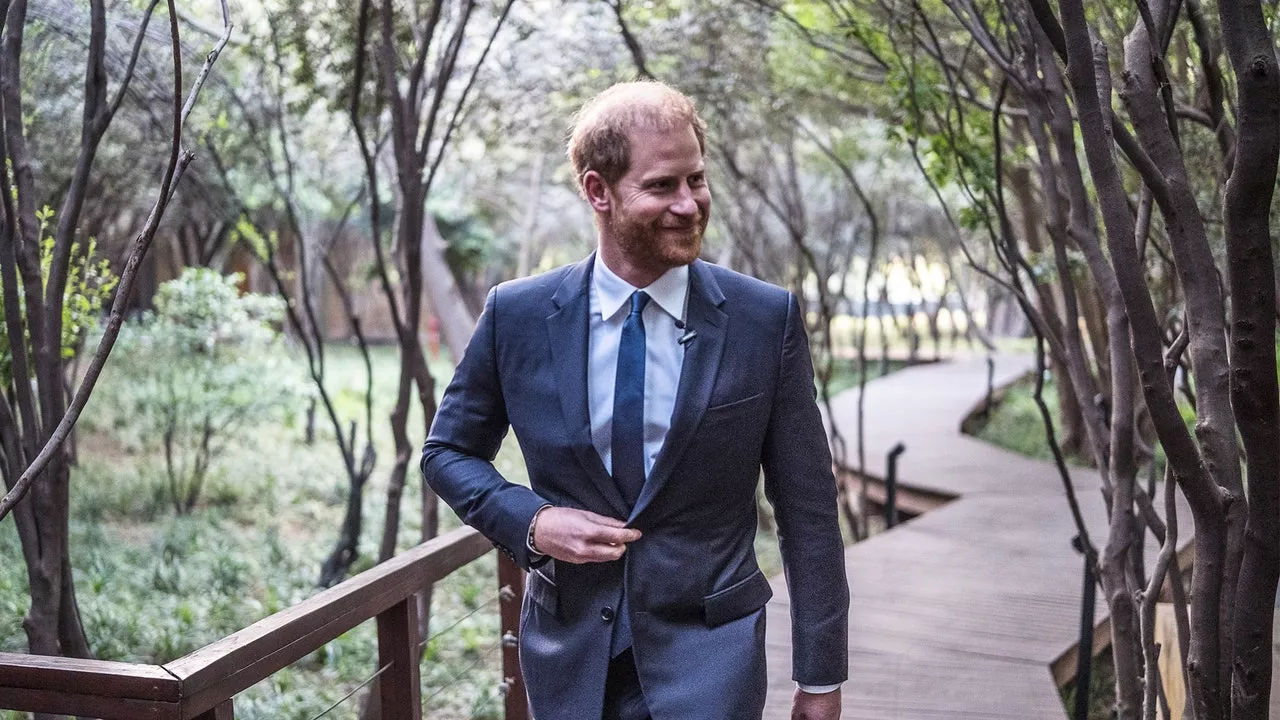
[567,81,707,196]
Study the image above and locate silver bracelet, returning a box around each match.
[528,505,551,554]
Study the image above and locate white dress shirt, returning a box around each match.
[588,254,688,478]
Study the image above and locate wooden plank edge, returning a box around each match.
[1049,615,1113,688]
[837,467,957,517]
[0,652,179,701]
[956,368,1034,436]
[0,686,180,719]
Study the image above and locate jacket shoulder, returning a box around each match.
[490,263,577,313]
[698,261,792,318]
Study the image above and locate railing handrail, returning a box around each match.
[0,524,501,720]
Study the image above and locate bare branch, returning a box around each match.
[415,0,475,166]
[0,0,231,521]
[604,0,653,79]
[1140,471,1179,720]
[425,0,515,192]
[106,0,162,121]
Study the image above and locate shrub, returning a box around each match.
[102,268,310,514]
[1,208,117,386]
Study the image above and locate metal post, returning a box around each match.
[985,356,995,415]
[1072,536,1095,720]
[885,443,906,528]
[498,554,530,720]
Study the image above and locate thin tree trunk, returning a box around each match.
[1119,22,1243,713]
[1217,2,1280,717]
[1051,2,1230,716]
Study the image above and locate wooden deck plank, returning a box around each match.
[761,354,1198,719]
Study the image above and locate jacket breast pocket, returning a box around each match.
[527,566,559,619]
[703,569,773,627]
[701,392,765,427]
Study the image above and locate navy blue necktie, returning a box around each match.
[611,290,649,656]
[612,291,650,508]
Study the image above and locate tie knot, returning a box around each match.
[629,291,650,316]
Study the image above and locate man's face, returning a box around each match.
[599,123,711,279]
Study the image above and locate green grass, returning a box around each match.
[1,343,511,720]
[822,357,910,397]
[969,372,1067,463]
[970,367,1205,473]
[1059,648,1117,720]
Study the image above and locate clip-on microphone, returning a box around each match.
[674,318,697,345]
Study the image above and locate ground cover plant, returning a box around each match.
[0,343,516,720]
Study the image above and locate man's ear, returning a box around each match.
[583,171,611,213]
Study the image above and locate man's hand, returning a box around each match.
[532,507,641,563]
[792,687,840,720]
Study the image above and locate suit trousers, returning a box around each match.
[601,649,651,720]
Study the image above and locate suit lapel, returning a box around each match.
[547,254,632,518]
[630,260,727,520]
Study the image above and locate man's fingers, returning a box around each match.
[579,510,628,527]
[561,539,627,564]
[588,524,642,545]
[534,507,642,564]
[584,541,628,562]
[576,510,642,544]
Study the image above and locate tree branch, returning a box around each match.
[605,0,653,79]
[0,0,231,521]
[424,0,515,193]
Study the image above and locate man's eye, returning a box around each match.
[689,175,706,187]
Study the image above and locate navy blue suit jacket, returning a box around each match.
[422,255,848,719]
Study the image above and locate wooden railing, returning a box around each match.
[0,525,529,720]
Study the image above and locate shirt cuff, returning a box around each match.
[797,682,841,694]
[526,504,553,555]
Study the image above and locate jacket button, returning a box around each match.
[601,606,615,622]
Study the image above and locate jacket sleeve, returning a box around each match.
[421,287,549,570]
[760,293,850,687]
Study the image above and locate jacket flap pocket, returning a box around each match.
[703,569,772,627]
[703,392,765,425]
[528,567,558,618]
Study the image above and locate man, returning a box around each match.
[422,81,848,720]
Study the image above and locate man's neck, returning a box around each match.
[597,244,667,288]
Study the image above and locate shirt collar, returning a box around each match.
[593,253,689,323]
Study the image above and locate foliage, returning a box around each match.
[1060,648,1119,720]
[95,269,309,514]
[436,206,501,279]
[0,206,116,387]
[1,344,535,719]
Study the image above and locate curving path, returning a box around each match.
[761,353,1159,719]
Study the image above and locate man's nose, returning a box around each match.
[670,184,698,217]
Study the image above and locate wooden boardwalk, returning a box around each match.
[761,353,1177,719]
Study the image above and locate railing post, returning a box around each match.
[497,553,530,720]
[985,356,995,413]
[376,596,421,720]
[194,699,234,719]
[1072,535,1095,720]
[885,442,906,528]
